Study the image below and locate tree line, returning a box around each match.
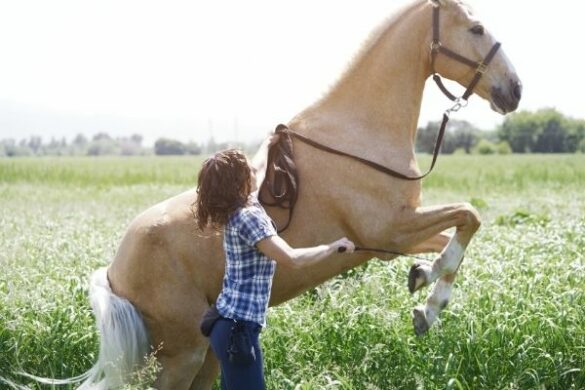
[0,133,254,157]
[416,108,585,155]
[1,108,583,157]
[0,133,149,157]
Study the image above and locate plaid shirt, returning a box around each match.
[215,196,277,326]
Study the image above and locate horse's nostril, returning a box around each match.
[512,80,522,100]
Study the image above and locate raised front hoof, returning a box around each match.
[408,262,430,294]
[412,307,430,336]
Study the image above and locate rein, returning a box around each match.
[260,5,501,258]
[275,124,444,181]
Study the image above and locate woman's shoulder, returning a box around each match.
[226,195,277,245]
[229,197,263,223]
[240,199,266,221]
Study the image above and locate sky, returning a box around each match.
[0,0,583,145]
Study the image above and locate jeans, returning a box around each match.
[209,317,265,390]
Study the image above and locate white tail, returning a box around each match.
[7,267,151,390]
[77,266,151,389]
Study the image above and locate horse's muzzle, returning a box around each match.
[491,79,522,114]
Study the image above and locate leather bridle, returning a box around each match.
[430,5,501,106]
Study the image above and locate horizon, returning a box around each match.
[1,0,583,146]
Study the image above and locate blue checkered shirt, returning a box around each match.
[215,196,277,326]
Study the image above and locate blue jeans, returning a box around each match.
[209,317,265,390]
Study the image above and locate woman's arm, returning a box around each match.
[256,235,355,270]
[251,134,279,190]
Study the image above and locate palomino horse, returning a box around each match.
[75,0,522,388]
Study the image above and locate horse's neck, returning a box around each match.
[291,1,430,169]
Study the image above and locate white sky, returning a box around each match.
[0,0,583,145]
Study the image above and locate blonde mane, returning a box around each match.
[317,0,427,101]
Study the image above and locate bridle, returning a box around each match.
[430,5,501,109]
[261,4,503,255]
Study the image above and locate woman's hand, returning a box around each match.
[257,235,356,270]
[329,237,356,254]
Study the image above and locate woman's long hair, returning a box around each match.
[195,149,252,231]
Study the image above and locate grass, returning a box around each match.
[0,154,583,389]
[0,156,205,186]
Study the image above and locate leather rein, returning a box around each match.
[260,5,501,257]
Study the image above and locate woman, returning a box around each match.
[194,135,355,389]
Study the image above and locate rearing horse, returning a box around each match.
[76,0,521,388]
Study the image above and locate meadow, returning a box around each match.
[0,154,583,389]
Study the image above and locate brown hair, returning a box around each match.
[194,149,252,231]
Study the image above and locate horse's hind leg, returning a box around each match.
[154,325,211,390]
[148,300,212,389]
[156,349,206,390]
[396,203,481,335]
[190,347,220,390]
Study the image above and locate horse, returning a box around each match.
[74,0,522,388]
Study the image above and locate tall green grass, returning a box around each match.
[0,156,204,186]
[1,154,583,191]
[0,155,583,389]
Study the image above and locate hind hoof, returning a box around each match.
[408,262,430,294]
[412,307,430,336]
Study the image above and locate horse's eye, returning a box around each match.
[470,25,485,36]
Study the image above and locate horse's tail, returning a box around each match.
[77,266,151,389]
[10,267,151,390]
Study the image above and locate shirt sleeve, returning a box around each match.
[237,205,277,247]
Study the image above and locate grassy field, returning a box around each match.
[0,155,584,389]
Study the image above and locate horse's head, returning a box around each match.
[428,0,522,114]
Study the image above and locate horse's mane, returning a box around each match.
[332,0,426,88]
[327,0,474,95]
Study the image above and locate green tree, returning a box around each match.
[451,121,480,153]
[73,133,88,147]
[578,138,585,153]
[496,141,512,155]
[565,119,585,153]
[416,119,480,154]
[185,142,202,155]
[533,110,565,152]
[474,139,496,155]
[87,138,120,156]
[498,110,539,153]
[498,108,584,153]
[93,132,112,141]
[154,138,186,155]
[130,134,143,146]
[27,136,43,154]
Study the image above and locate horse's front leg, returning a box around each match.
[395,203,481,335]
[403,231,451,255]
